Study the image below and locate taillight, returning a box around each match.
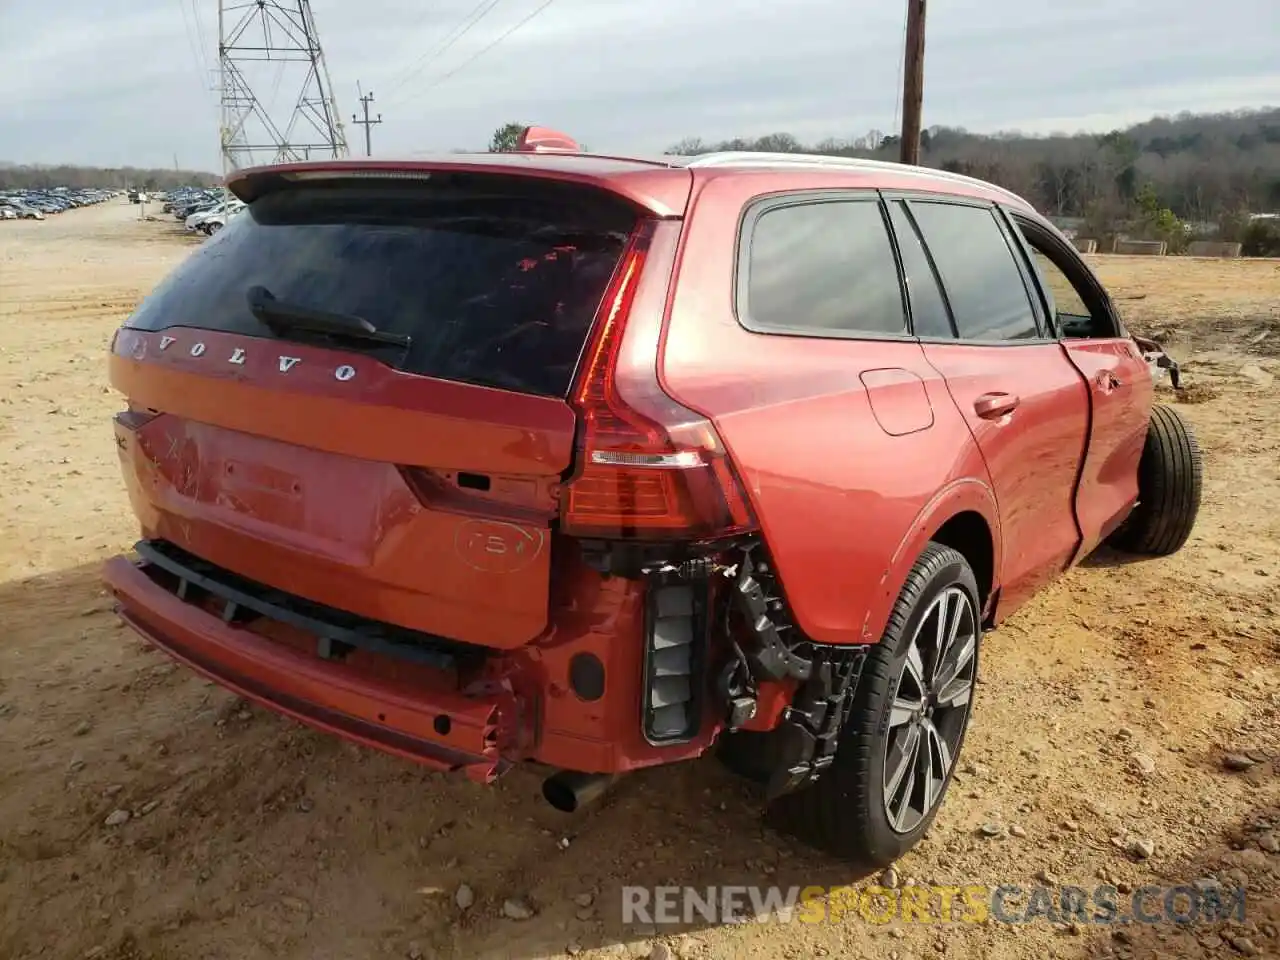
[561,220,757,541]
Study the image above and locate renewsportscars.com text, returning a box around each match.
[621,883,1247,926]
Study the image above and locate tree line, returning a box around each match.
[492,109,1280,254]
[662,108,1280,253]
[0,164,220,191]
[10,106,1280,252]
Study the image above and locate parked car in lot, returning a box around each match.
[185,198,244,234]
[0,187,113,221]
[164,189,207,213]
[102,128,1202,868]
[195,204,245,235]
[0,198,45,219]
[172,191,223,221]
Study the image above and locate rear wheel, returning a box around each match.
[765,543,980,868]
[1108,403,1202,556]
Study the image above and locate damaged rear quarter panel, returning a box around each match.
[657,173,1002,645]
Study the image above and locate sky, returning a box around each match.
[0,0,1277,171]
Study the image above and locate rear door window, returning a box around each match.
[125,186,637,397]
[906,200,1042,342]
[886,201,955,339]
[740,197,907,336]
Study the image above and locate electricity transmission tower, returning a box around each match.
[217,0,349,173]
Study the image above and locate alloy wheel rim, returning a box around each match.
[882,585,978,834]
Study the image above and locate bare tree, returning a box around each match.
[0,164,219,190]
[661,107,1280,229]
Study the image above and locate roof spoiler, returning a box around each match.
[515,126,581,153]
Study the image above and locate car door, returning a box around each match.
[1003,212,1153,561]
[889,195,1091,619]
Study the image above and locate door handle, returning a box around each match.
[974,392,1019,420]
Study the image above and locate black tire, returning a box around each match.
[764,543,980,868]
[1108,403,1202,556]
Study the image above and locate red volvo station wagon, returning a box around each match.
[104,127,1201,867]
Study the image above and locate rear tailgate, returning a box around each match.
[109,169,687,648]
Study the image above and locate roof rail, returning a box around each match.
[681,151,1030,206]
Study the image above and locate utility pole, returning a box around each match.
[899,0,926,166]
[353,88,382,157]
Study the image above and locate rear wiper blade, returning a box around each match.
[245,285,411,348]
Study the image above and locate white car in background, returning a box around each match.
[197,205,246,235]
[186,199,244,233]
[1,199,45,220]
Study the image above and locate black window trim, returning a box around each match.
[881,190,1057,347]
[733,188,915,343]
[879,193,960,340]
[990,205,1052,336]
[999,207,1126,341]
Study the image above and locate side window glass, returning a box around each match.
[887,201,954,339]
[745,199,906,335]
[907,201,1041,342]
[1029,250,1090,320]
[1013,225,1112,339]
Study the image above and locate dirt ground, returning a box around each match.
[1,201,1278,960]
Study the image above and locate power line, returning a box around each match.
[382,0,507,103]
[892,3,908,137]
[388,0,505,94]
[380,0,442,58]
[268,58,288,107]
[174,0,215,105]
[175,1,203,79]
[381,0,481,92]
[189,0,215,89]
[412,0,558,98]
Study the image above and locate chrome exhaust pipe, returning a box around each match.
[541,770,618,813]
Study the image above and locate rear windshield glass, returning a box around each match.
[125,184,636,397]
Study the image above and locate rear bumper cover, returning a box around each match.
[103,544,723,779]
[103,555,512,782]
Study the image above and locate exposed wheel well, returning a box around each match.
[930,511,994,609]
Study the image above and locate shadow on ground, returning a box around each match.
[1,562,1275,960]
[1078,545,1146,570]
[0,561,880,960]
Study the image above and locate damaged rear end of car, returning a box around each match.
[103,153,827,802]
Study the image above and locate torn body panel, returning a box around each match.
[1132,334,1183,389]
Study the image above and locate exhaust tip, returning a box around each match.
[542,776,581,813]
[541,770,617,813]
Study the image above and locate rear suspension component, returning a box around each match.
[720,543,866,799]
